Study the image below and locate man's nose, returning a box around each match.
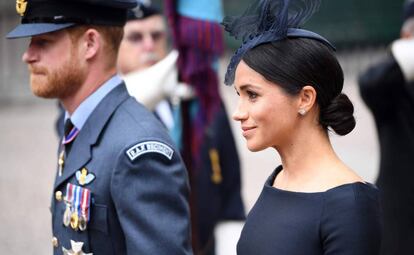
[22,44,38,64]
[142,35,156,51]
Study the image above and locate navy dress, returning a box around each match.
[237,166,382,255]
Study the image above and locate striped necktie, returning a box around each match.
[63,119,79,145]
[58,119,79,176]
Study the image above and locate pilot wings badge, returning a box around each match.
[75,168,95,186]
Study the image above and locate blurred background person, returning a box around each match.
[358,0,414,254]
[117,1,168,74]
[117,1,179,131]
[117,1,246,254]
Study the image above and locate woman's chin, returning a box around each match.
[246,142,266,152]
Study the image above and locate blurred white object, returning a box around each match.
[392,38,414,82]
[214,221,244,255]
[154,100,174,130]
[123,50,194,110]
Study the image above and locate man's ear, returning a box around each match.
[297,85,317,115]
[82,29,101,60]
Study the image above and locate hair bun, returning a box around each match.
[319,93,356,136]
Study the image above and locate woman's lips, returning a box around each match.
[241,126,256,137]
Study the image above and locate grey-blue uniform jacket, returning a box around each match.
[51,83,192,254]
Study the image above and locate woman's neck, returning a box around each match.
[280,127,337,171]
[273,125,354,192]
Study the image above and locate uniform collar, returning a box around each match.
[65,75,122,130]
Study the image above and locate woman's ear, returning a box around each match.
[82,28,101,60]
[297,85,317,115]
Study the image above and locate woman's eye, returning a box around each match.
[247,91,258,100]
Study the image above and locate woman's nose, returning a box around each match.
[232,101,248,121]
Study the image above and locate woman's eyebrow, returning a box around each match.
[238,84,262,91]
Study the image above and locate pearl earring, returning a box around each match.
[298,109,306,116]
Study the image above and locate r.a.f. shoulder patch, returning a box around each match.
[126,141,174,161]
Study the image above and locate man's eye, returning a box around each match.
[32,39,49,47]
[126,33,143,43]
[151,31,165,42]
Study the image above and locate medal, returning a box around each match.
[62,240,92,255]
[63,206,71,227]
[63,184,74,227]
[78,215,87,231]
[63,183,91,231]
[70,185,82,230]
[78,188,91,231]
[70,212,79,230]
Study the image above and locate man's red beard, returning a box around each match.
[28,53,87,99]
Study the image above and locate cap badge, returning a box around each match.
[16,0,28,17]
[132,6,144,19]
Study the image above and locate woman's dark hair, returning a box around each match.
[242,37,355,136]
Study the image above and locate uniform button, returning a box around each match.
[52,236,59,247]
[55,191,63,202]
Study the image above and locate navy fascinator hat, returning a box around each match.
[222,0,335,85]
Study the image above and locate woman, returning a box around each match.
[222,0,382,254]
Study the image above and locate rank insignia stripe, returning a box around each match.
[126,141,174,162]
[75,168,95,186]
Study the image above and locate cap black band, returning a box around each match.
[23,1,128,26]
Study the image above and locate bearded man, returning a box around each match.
[7,0,192,254]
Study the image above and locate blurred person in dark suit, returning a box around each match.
[117,2,245,254]
[358,1,414,254]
